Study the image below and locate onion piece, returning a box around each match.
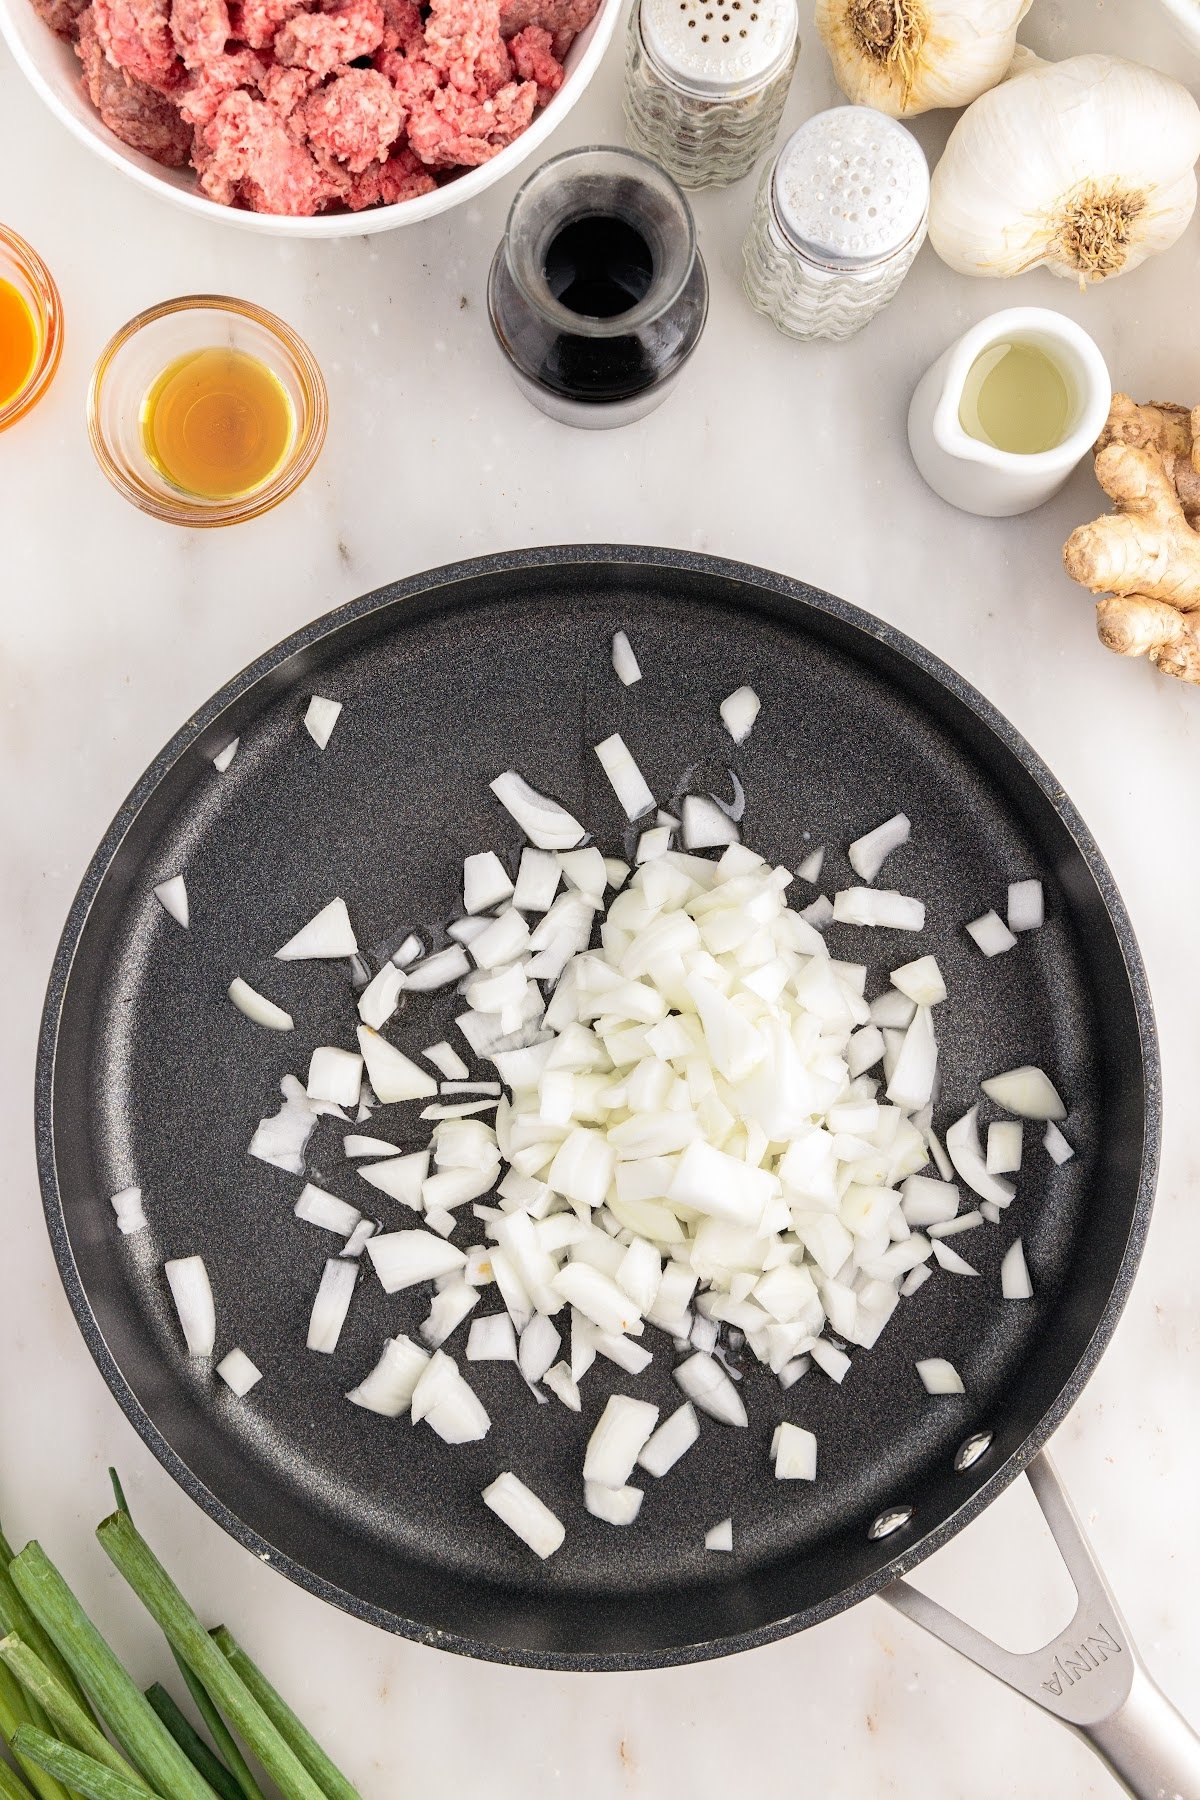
[346,1334,428,1415]
[229,978,294,1032]
[719,685,760,745]
[467,1314,518,1362]
[931,1239,979,1277]
[946,1106,1017,1207]
[810,1340,850,1383]
[356,1026,438,1103]
[164,1256,215,1357]
[965,910,1016,957]
[981,1066,1066,1121]
[307,1047,363,1109]
[483,1472,564,1558]
[1007,880,1044,933]
[585,1482,643,1525]
[1043,1122,1075,1165]
[212,738,239,772]
[796,847,824,884]
[366,1230,466,1292]
[771,1421,817,1480]
[276,898,358,961]
[404,946,471,991]
[1001,1237,1034,1299]
[870,989,916,1029]
[612,630,642,686]
[392,934,423,967]
[885,1007,937,1113]
[916,1357,964,1395]
[584,1395,660,1487]
[799,894,833,928]
[294,1183,361,1236]
[682,795,739,850]
[890,955,946,1007]
[901,1174,959,1228]
[490,772,585,850]
[464,851,514,914]
[518,1313,561,1383]
[216,1348,262,1396]
[512,848,561,912]
[356,1150,428,1206]
[344,1133,401,1158]
[554,1263,641,1335]
[357,963,406,1030]
[307,1258,358,1353]
[635,825,672,863]
[423,1041,470,1081]
[848,813,910,883]
[421,1280,479,1347]
[249,1075,317,1175]
[594,733,655,821]
[303,695,342,749]
[900,1264,932,1297]
[986,1121,1023,1175]
[705,1519,733,1552]
[154,876,189,928]
[412,1351,491,1443]
[979,1200,1002,1226]
[637,1402,699,1477]
[341,1219,377,1258]
[833,888,925,930]
[110,1186,147,1235]
[928,1210,982,1238]
[674,1352,747,1426]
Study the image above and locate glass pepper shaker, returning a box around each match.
[623,0,800,189]
[742,106,929,342]
[487,146,709,430]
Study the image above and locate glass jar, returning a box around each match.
[0,224,64,433]
[742,106,929,342]
[88,295,327,527]
[487,146,709,431]
[623,0,799,189]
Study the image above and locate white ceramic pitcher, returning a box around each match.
[907,307,1112,518]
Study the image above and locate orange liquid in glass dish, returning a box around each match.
[0,277,39,409]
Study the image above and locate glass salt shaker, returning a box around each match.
[742,106,929,342]
[623,0,799,189]
[487,146,708,430]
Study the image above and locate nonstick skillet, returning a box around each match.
[36,548,1198,1796]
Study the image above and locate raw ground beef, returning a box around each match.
[49,0,602,214]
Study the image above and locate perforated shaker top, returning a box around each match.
[640,0,798,97]
[772,106,929,269]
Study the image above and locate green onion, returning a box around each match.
[169,1660,263,1800]
[11,1729,154,1800]
[97,1513,329,1800]
[9,1546,216,1800]
[143,1687,240,1800]
[0,1665,71,1800]
[210,1630,359,1800]
[0,1569,95,1731]
[0,1638,142,1788]
[0,1756,36,1800]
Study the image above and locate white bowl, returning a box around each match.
[0,0,622,235]
[1158,0,1200,54]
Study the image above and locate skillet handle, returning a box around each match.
[880,1452,1200,1800]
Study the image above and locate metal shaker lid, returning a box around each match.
[639,0,798,99]
[771,106,929,269]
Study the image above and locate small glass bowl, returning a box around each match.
[0,225,64,433]
[87,295,327,527]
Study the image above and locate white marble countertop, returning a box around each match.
[3,1,1199,1794]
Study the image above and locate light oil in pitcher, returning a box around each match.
[958,340,1070,455]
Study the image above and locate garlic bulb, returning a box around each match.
[815,0,1032,118]
[930,53,1200,285]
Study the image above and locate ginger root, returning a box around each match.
[1063,393,1200,684]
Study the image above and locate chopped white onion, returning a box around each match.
[890,955,946,1007]
[928,1210,982,1238]
[404,946,471,991]
[412,1351,490,1442]
[636,1402,700,1477]
[423,1041,470,1081]
[483,1473,564,1558]
[848,814,910,883]
[931,1239,979,1277]
[901,1175,959,1228]
[212,737,239,772]
[229,978,294,1032]
[346,1335,428,1415]
[517,1313,562,1383]
[986,1121,1023,1175]
[464,851,514,914]
[249,1075,317,1175]
[946,1106,1017,1207]
[833,889,925,931]
[307,1258,358,1353]
[543,1360,582,1410]
[584,1395,660,1487]
[772,1421,817,1480]
[356,1150,428,1206]
[421,1280,479,1347]
[110,1186,147,1235]
[966,910,1016,957]
[154,876,189,929]
[341,1219,377,1258]
[981,1066,1066,1121]
[344,1133,400,1158]
[295,1183,361,1236]
[1007,880,1044,933]
[612,629,642,686]
[594,733,655,821]
[810,1340,851,1383]
[705,1519,733,1552]
[674,1352,747,1426]
[1001,1237,1034,1299]
[682,795,739,850]
[357,963,406,1030]
[585,1482,643,1525]
[916,1357,964,1395]
[303,695,342,749]
[276,898,358,961]
[885,1007,937,1113]
[392,934,423,967]
[490,772,585,850]
[164,1256,215,1357]
[366,1230,466,1292]
[216,1348,262,1396]
[356,1026,438,1103]
[467,1314,517,1362]
[900,1264,932,1297]
[307,1047,363,1109]
[796,847,824,884]
[719,685,760,745]
[1043,1122,1075,1165]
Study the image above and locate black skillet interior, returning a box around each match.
[37,549,1157,1669]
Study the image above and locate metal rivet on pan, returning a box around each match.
[868,1505,913,1541]
[954,1430,994,1473]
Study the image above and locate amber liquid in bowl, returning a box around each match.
[142,347,295,501]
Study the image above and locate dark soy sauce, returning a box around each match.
[543,215,655,320]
